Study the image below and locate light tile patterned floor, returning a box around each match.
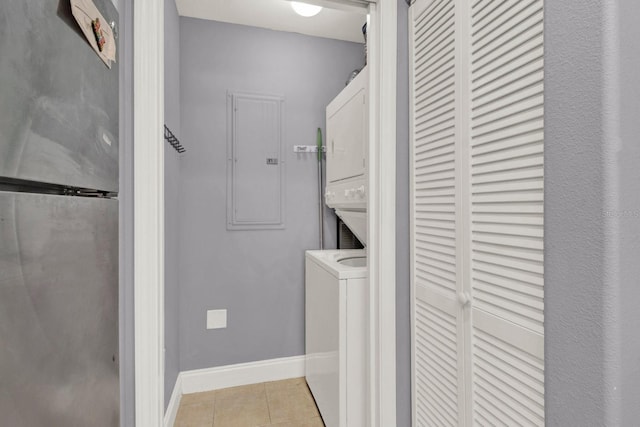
[174,377,325,427]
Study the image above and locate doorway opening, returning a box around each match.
[133,1,397,425]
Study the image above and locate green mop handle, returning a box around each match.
[317,128,323,162]
[317,127,324,249]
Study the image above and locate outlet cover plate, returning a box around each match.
[207,309,227,329]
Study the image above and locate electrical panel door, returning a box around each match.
[227,92,284,230]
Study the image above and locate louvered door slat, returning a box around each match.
[473,42,543,89]
[415,10,455,54]
[415,166,456,182]
[473,30,543,81]
[472,0,540,50]
[414,295,460,426]
[416,102,455,128]
[472,84,543,119]
[471,0,507,27]
[471,128,543,155]
[415,51,455,90]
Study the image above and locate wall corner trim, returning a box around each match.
[179,355,306,395]
[164,375,183,427]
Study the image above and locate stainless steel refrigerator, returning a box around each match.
[0,0,120,425]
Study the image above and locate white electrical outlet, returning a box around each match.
[206,309,227,330]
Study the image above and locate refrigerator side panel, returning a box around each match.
[0,193,119,427]
[0,0,119,192]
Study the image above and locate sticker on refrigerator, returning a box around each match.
[70,0,117,68]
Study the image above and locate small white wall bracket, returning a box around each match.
[293,145,326,153]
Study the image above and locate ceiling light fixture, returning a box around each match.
[291,2,323,17]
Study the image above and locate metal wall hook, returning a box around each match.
[164,125,186,153]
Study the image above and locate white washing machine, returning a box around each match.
[305,249,367,427]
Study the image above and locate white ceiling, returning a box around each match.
[175,0,367,43]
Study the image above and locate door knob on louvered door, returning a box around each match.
[457,292,471,307]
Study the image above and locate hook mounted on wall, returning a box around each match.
[164,125,185,153]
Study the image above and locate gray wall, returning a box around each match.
[178,18,364,370]
[164,0,181,411]
[544,1,610,424]
[118,0,134,425]
[545,0,640,425]
[395,0,411,426]
[617,1,640,423]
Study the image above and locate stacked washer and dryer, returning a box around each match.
[305,66,368,427]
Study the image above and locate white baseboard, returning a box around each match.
[164,355,306,426]
[164,375,182,427]
[181,355,306,395]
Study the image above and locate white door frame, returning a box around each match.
[366,1,397,426]
[133,0,165,425]
[132,1,396,425]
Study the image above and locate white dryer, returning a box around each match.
[324,66,368,244]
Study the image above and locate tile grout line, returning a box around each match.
[264,382,274,426]
[211,391,218,427]
[262,383,273,425]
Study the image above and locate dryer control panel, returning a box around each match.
[325,178,367,211]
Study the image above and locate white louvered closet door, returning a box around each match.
[468,0,544,424]
[410,0,545,425]
[409,0,466,425]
